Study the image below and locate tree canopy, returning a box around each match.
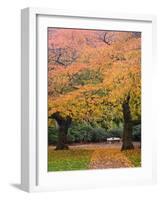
[48,28,141,150]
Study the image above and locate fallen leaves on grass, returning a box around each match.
[123,149,141,167]
[48,146,141,171]
[89,148,134,169]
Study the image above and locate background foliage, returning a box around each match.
[48,124,141,144]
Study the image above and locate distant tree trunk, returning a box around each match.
[121,95,134,150]
[50,112,72,150]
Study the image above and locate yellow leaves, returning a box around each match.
[48,30,141,122]
[123,149,141,167]
[89,148,134,169]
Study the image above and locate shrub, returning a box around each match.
[89,127,107,142]
[68,123,93,143]
[132,124,141,141]
[106,128,123,138]
[48,123,141,145]
[68,123,110,143]
[48,127,58,145]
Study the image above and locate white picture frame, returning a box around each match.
[21,7,157,192]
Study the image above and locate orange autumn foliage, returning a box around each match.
[48,29,141,124]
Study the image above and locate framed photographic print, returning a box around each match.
[21,7,156,192]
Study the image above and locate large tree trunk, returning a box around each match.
[50,112,72,150]
[121,95,134,150]
[56,126,69,150]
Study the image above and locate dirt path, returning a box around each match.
[89,148,134,169]
[70,142,140,149]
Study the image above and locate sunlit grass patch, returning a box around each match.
[48,148,94,171]
[123,149,141,167]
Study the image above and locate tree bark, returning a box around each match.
[50,112,72,150]
[121,95,134,150]
[56,126,69,150]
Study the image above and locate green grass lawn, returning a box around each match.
[48,148,94,171]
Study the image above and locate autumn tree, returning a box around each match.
[48,28,141,150]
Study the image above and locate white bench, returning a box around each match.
[107,137,121,144]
